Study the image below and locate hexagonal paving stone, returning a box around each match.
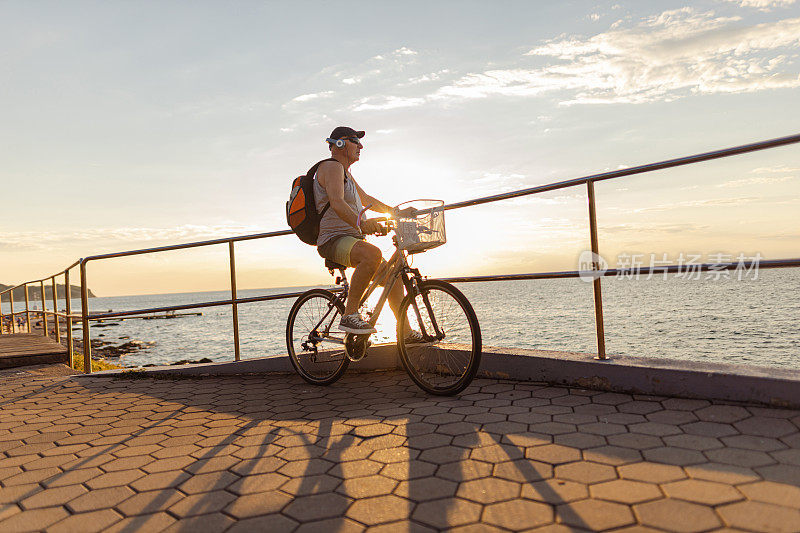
[346,494,411,525]
[483,499,552,530]
[695,405,750,423]
[551,434,604,454]
[413,497,482,529]
[591,392,632,405]
[630,422,682,437]
[618,401,662,415]
[645,410,697,425]
[20,485,87,510]
[771,449,800,468]
[162,512,235,533]
[682,421,738,438]
[457,478,520,504]
[590,479,662,504]
[662,434,722,451]
[224,491,293,519]
[635,499,721,533]
[521,479,588,504]
[281,474,342,496]
[755,463,800,485]
[662,479,743,505]
[226,514,298,533]
[392,477,455,502]
[336,474,396,499]
[493,458,552,483]
[283,492,352,522]
[437,459,493,482]
[684,462,759,485]
[607,433,663,451]
[228,472,289,496]
[116,489,185,516]
[48,509,122,533]
[583,445,642,466]
[380,460,437,481]
[178,470,240,495]
[579,422,627,436]
[0,506,70,532]
[721,434,786,452]
[527,444,581,465]
[618,462,686,483]
[735,417,797,438]
[86,469,146,490]
[718,500,800,533]
[66,486,134,513]
[705,447,776,467]
[557,499,634,531]
[555,461,617,484]
[418,446,469,465]
[738,480,800,508]
[642,447,707,466]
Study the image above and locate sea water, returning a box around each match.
[3,268,798,369]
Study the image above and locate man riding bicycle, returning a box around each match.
[314,126,415,337]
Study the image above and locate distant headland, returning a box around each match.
[0,283,97,299]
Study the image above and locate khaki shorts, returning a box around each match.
[317,235,364,267]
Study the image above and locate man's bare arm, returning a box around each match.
[318,161,359,229]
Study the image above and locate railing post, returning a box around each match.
[52,276,60,343]
[587,180,607,360]
[40,280,48,337]
[0,292,4,335]
[80,261,92,374]
[229,242,241,361]
[9,290,14,333]
[24,284,31,334]
[65,271,73,369]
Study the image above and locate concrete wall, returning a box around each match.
[93,344,800,408]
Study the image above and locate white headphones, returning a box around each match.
[326,138,346,149]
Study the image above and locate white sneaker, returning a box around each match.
[339,313,377,334]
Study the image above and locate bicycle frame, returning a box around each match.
[310,239,445,349]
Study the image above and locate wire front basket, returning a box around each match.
[394,200,446,254]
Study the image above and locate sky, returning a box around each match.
[1,0,799,296]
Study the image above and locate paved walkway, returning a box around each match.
[1,369,799,532]
[0,334,68,369]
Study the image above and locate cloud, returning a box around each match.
[0,224,264,251]
[634,196,760,212]
[722,0,798,11]
[353,96,426,111]
[751,165,800,173]
[603,222,711,234]
[717,175,796,186]
[431,8,800,105]
[290,91,334,103]
[406,69,450,85]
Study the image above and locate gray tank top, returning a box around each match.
[314,165,363,247]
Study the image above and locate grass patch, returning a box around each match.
[71,354,123,372]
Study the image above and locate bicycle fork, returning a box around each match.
[402,269,445,342]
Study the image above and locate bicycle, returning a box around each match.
[285,200,482,396]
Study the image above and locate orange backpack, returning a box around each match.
[286,158,339,245]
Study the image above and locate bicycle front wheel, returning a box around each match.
[397,280,481,395]
[286,289,349,385]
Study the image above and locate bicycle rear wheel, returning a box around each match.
[397,280,481,395]
[286,289,349,385]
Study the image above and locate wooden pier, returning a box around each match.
[0,333,69,369]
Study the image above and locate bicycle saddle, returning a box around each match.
[324,259,346,271]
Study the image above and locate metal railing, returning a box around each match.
[1,260,80,364]
[2,133,799,373]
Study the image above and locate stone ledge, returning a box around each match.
[83,345,800,408]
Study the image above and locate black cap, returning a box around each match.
[329,126,365,140]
